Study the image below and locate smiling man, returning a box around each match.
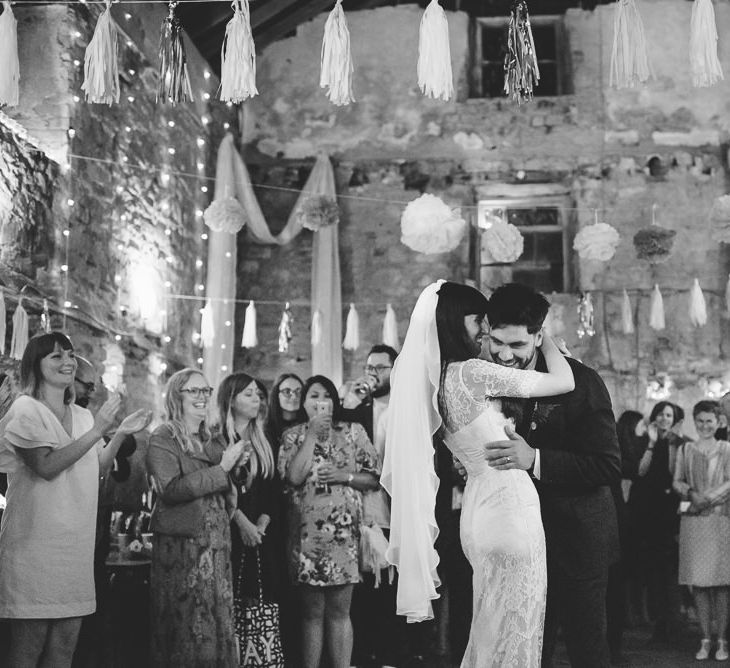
[483,283,621,668]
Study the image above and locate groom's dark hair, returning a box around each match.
[487,283,550,334]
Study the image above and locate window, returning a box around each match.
[470,16,571,98]
[477,193,573,293]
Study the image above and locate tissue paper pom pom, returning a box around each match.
[296,195,340,231]
[203,197,247,233]
[710,195,730,243]
[483,220,524,263]
[400,193,466,254]
[633,226,676,263]
[573,222,620,261]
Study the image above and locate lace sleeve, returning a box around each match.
[460,358,542,400]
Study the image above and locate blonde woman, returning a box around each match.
[147,368,245,668]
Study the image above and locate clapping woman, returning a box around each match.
[147,368,245,668]
[0,332,151,668]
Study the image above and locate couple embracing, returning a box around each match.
[381,282,621,668]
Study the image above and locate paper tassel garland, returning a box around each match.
[400,193,466,254]
[483,220,524,263]
[503,0,540,104]
[649,285,665,331]
[200,300,215,348]
[0,0,20,107]
[278,302,293,353]
[690,0,723,88]
[343,303,360,351]
[219,0,258,103]
[41,299,51,333]
[320,0,355,106]
[689,278,707,327]
[576,293,595,339]
[157,1,193,104]
[382,304,399,350]
[10,298,28,360]
[610,0,652,89]
[417,0,453,102]
[241,300,258,348]
[621,290,634,334]
[0,289,5,354]
[311,310,322,346]
[81,0,120,105]
[203,197,247,234]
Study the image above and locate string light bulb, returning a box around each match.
[203,70,211,80]
[167,120,175,128]
[115,334,122,341]
[200,233,208,240]
[67,198,75,207]
[196,138,205,148]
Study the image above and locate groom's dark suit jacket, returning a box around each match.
[517,355,621,579]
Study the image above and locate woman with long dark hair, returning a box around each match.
[265,373,307,455]
[382,281,574,667]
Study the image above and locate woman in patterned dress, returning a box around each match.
[147,368,246,667]
[278,375,380,668]
[673,400,730,662]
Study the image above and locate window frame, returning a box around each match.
[469,15,571,99]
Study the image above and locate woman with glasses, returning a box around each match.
[146,368,246,668]
[265,374,307,457]
[278,375,380,668]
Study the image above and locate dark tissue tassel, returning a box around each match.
[157,2,193,104]
[503,0,540,104]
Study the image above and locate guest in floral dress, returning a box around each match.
[278,375,380,668]
[673,400,730,662]
[147,368,246,668]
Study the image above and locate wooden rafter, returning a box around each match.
[255,0,337,49]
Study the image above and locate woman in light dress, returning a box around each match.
[382,281,574,668]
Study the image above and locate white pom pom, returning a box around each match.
[483,220,524,263]
[81,0,120,105]
[610,0,653,89]
[241,300,258,347]
[573,222,620,262]
[690,0,723,88]
[203,197,247,234]
[219,0,258,103]
[342,303,359,351]
[10,298,28,360]
[649,285,665,331]
[0,0,20,107]
[621,289,634,334]
[417,0,453,101]
[200,300,215,348]
[689,278,707,327]
[382,303,399,350]
[320,0,355,106]
[400,193,466,254]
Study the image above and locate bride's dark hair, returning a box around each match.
[435,282,489,423]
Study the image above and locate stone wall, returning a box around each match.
[0,3,235,422]
[235,0,730,431]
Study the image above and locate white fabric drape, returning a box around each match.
[204,134,342,388]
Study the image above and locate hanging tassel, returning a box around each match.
[278,302,293,353]
[689,278,707,327]
[621,289,634,334]
[649,284,665,331]
[342,303,360,351]
[609,0,653,89]
[417,0,453,102]
[0,0,20,107]
[219,0,257,103]
[10,297,28,360]
[382,303,400,350]
[724,274,730,317]
[690,0,723,88]
[320,0,355,106]
[81,0,120,105]
[576,292,595,339]
[503,0,540,104]
[200,300,215,349]
[157,0,193,104]
[241,300,258,348]
[0,288,6,355]
[40,299,51,333]
[311,309,322,346]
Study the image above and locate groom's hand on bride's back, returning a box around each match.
[484,425,536,471]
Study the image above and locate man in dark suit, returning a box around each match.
[482,283,621,668]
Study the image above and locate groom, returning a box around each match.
[482,283,621,668]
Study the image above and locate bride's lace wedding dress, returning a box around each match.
[441,359,547,668]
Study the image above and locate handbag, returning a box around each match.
[234,547,285,668]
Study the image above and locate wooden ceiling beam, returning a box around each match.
[255,0,335,49]
[251,0,304,30]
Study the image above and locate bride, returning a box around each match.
[381,281,574,667]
